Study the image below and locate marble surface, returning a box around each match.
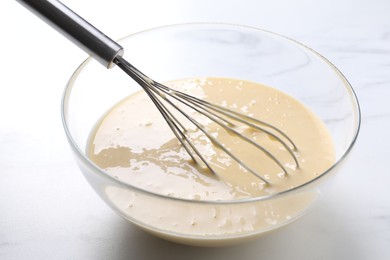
[1,0,389,259]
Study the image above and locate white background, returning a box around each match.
[1,0,390,259]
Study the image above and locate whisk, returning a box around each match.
[17,0,299,184]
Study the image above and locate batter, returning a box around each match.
[87,77,335,245]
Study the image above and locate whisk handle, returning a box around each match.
[16,0,124,68]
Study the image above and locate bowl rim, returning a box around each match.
[61,22,361,205]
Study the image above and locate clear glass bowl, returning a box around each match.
[62,23,360,246]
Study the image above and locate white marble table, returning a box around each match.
[1,0,389,259]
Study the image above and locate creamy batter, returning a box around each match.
[87,77,335,246]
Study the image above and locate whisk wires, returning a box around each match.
[114,56,299,185]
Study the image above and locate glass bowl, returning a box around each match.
[62,23,360,246]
